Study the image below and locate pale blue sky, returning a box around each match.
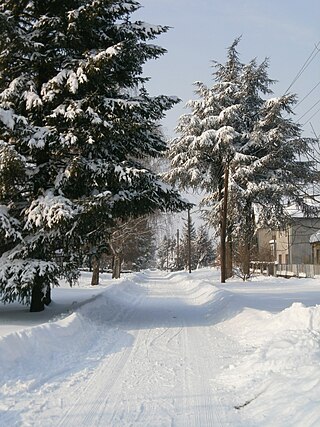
[134,0,320,138]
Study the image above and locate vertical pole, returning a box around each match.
[187,208,192,274]
[221,165,229,283]
[176,228,180,270]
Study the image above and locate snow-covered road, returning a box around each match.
[2,269,320,426]
[55,271,237,426]
[0,270,242,426]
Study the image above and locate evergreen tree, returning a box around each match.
[157,235,177,271]
[0,0,187,310]
[166,38,317,282]
[180,216,197,271]
[123,218,156,271]
[195,225,215,268]
[157,235,169,270]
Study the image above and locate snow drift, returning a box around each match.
[220,302,320,426]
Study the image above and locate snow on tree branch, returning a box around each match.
[25,191,79,230]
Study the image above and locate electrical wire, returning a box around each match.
[284,42,320,95]
[295,80,320,109]
[302,105,320,126]
[298,98,320,123]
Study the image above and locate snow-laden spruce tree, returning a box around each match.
[179,215,197,271]
[194,225,215,269]
[0,0,187,311]
[166,38,317,282]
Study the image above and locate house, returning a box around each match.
[310,230,320,264]
[256,210,320,265]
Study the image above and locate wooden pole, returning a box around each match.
[220,165,229,283]
[187,208,192,273]
[176,228,180,270]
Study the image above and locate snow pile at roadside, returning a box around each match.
[219,302,320,426]
[0,277,141,397]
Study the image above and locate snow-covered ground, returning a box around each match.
[1,269,320,426]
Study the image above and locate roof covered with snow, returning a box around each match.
[310,230,320,243]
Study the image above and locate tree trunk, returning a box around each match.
[226,233,233,279]
[91,255,100,286]
[242,240,251,280]
[220,165,229,283]
[242,203,255,280]
[112,256,122,279]
[43,283,51,306]
[176,228,180,271]
[30,276,45,312]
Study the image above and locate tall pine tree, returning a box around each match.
[180,215,197,271]
[194,225,215,268]
[0,0,187,310]
[166,38,317,282]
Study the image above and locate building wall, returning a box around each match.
[275,229,289,264]
[312,242,320,264]
[289,218,320,264]
[256,218,320,265]
[256,228,274,261]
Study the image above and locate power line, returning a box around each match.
[310,122,319,140]
[284,41,320,95]
[282,42,320,133]
[295,80,320,109]
[298,98,320,122]
[302,104,320,126]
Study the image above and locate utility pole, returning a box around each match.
[176,228,180,270]
[187,208,192,274]
[220,165,229,283]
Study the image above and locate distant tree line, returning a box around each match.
[86,215,157,284]
[157,219,215,272]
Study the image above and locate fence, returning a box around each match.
[250,261,275,276]
[250,261,320,279]
[275,263,320,279]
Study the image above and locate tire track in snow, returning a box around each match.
[55,290,147,427]
[57,331,141,427]
[100,274,188,426]
[184,325,229,426]
[154,270,236,426]
[15,270,243,426]
[129,272,226,426]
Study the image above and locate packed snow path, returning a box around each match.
[55,270,238,426]
[0,270,243,426]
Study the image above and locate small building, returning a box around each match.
[256,228,275,261]
[256,211,320,265]
[310,230,320,264]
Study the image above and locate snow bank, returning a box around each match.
[219,302,320,426]
[0,278,141,396]
[0,309,114,393]
[0,312,91,367]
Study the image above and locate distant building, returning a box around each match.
[256,208,320,265]
[256,228,275,262]
[310,230,320,264]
